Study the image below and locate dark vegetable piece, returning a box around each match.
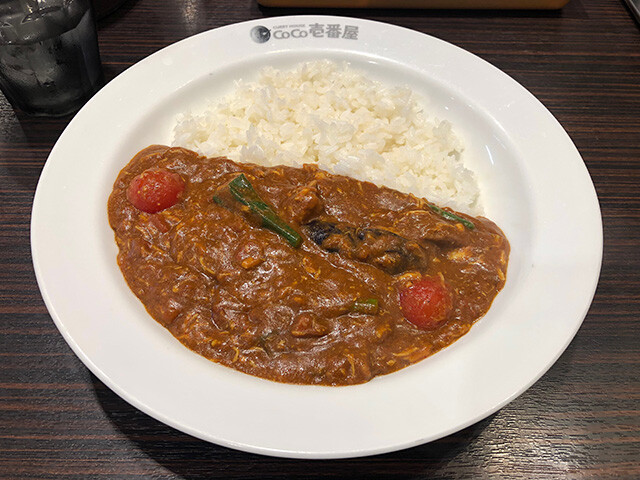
[127,168,185,214]
[228,174,302,248]
[428,204,475,230]
[304,219,430,275]
[399,277,452,330]
[304,218,341,246]
[352,298,379,315]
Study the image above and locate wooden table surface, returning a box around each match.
[1,0,639,477]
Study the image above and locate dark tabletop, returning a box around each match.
[1,0,639,478]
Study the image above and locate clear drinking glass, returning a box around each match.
[0,0,103,116]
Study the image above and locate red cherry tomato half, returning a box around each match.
[126,169,185,214]
[399,277,452,330]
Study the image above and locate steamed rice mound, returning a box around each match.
[172,60,481,214]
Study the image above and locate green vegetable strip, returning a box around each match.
[352,298,379,315]
[428,204,475,230]
[228,174,303,248]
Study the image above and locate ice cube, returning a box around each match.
[39,5,71,33]
[19,7,67,43]
[1,17,21,45]
[39,0,66,8]
[63,0,85,26]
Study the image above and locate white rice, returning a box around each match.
[172,60,481,214]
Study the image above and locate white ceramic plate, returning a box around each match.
[31,16,602,459]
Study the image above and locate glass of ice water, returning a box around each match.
[0,0,103,116]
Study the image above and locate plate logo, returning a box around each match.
[250,26,271,43]
[250,23,359,43]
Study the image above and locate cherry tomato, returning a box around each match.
[399,277,452,330]
[126,168,185,213]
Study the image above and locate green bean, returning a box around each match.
[212,195,226,206]
[428,204,475,230]
[228,174,302,248]
[352,298,379,315]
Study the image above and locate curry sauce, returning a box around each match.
[108,145,509,385]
